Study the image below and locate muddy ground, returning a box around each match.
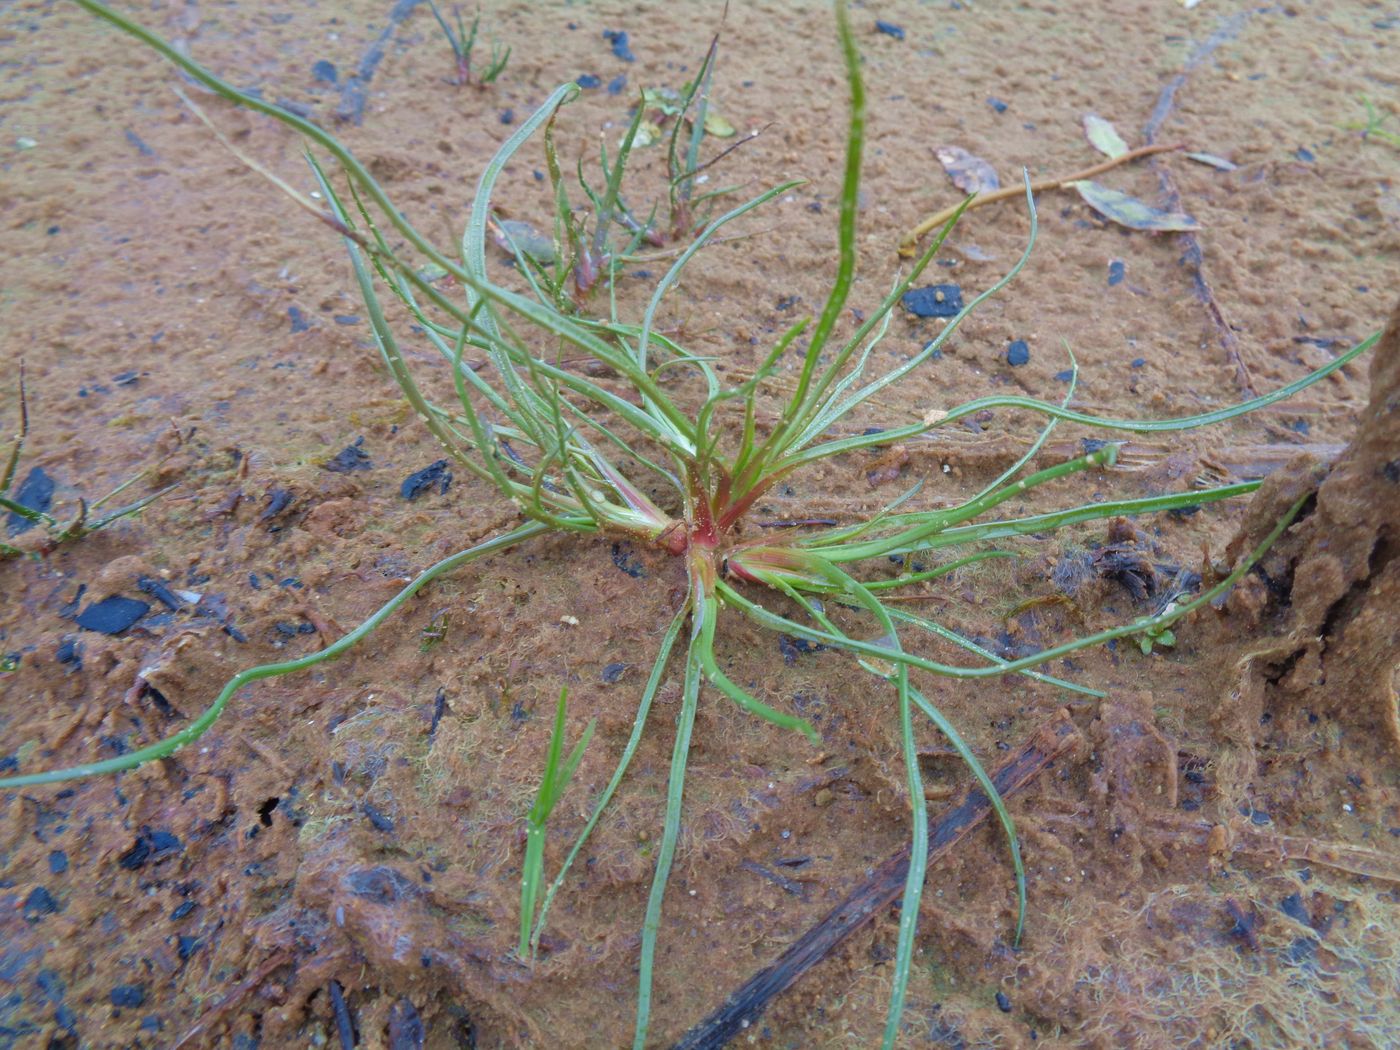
[2,1,1399,1047]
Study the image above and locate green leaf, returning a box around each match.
[632,119,662,148]
[702,111,735,138]
[1069,180,1200,232]
[1083,113,1129,159]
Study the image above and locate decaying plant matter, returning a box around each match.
[0,2,1381,1046]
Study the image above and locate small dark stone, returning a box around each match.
[610,541,646,579]
[137,575,183,611]
[987,96,1009,113]
[603,29,635,62]
[601,662,628,684]
[113,369,141,386]
[48,850,68,875]
[259,487,295,523]
[1107,259,1125,286]
[498,109,514,125]
[5,466,55,536]
[177,935,201,961]
[23,885,60,920]
[287,305,312,332]
[1130,357,1146,368]
[1081,438,1108,454]
[312,59,338,84]
[35,968,65,1003]
[1294,146,1314,162]
[995,991,1012,1013]
[332,314,360,326]
[875,19,905,40]
[76,596,150,636]
[388,998,426,1050]
[323,436,371,474]
[170,900,196,921]
[901,284,964,318]
[109,984,146,1009]
[775,294,800,311]
[400,460,452,500]
[575,73,601,89]
[118,827,183,870]
[1382,459,1400,484]
[1054,369,1074,382]
[607,74,627,95]
[362,802,395,833]
[56,637,82,669]
[1006,340,1030,367]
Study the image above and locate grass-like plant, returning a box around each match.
[1,2,1380,1045]
[520,687,595,959]
[2,366,173,559]
[426,1,509,88]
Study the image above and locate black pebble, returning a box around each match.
[109,984,146,1009]
[333,314,360,326]
[607,74,627,95]
[987,97,1009,113]
[603,29,635,62]
[113,370,142,386]
[48,850,68,874]
[35,968,65,1003]
[1295,146,1314,162]
[137,575,183,611]
[389,997,426,1050]
[601,662,628,684]
[1130,357,1146,368]
[499,109,514,125]
[323,436,372,474]
[875,19,905,40]
[362,802,395,833]
[287,305,312,332]
[610,541,646,579]
[259,487,296,523]
[312,59,338,84]
[56,637,82,668]
[901,284,964,318]
[23,885,60,920]
[575,74,601,89]
[178,935,201,961]
[76,596,150,636]
[400,460,452,500]
[5,466,55,536]
[118,827,183,870]
[995,991,1012,1013]
[1108,259,1125,286]
[171,900,196,921]
[1006,340,1030,367]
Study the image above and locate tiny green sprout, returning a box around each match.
[1137,596,1185,655]
[1346,96,1400,149]
[520,686,595,959]
[419,609,450,652]
[426,1,510,89]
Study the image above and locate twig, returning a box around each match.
[670,713,1081,1050]
[897,143,1182,256]
[329,980,357,1048]
[1142,10,1257,395]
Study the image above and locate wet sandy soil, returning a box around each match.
[2,1,1398,1047]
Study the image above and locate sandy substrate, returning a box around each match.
[2,1,1398,1047]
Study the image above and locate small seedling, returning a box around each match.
[1346,95,1400,149]
[426,1,509,88]
[519,687,595,959]
[5,4,1381,1047]
[1,365,174,558]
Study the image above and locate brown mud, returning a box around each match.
[2,2,1398,1048]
